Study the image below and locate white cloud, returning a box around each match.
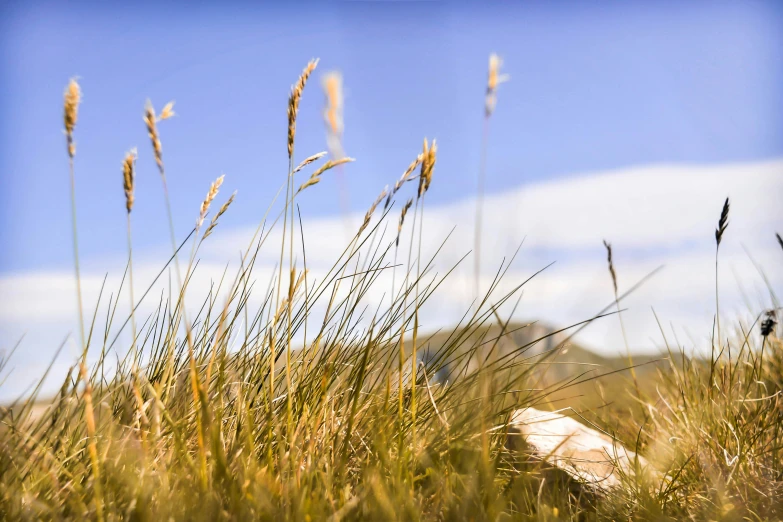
[2,159,782,400]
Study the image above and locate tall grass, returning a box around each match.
[0,62,782,521]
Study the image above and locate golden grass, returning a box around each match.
[2,57,781,522]
[287,59,319,159]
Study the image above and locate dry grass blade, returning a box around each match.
[776,232,783,251]
[198,175,225,228]
[122,148,137,213]
[287,59,319,158]
[78,360,104,521]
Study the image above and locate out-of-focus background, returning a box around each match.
[1,0,782,401]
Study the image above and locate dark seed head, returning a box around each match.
[715,198,729,248]
[603,240,618,294]
[761,310,777,338]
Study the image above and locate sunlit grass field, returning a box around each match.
[1,60,782,521]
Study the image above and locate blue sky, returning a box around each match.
[1,0,783,399]
[1,0,782,273]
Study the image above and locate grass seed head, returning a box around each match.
[144,101,163,171]
[122,148,138,213]
[287,59,319,159]
[159,101,176,121]
[761,310,777,338]
[198,174,225,228]
[360,186,388,235]
[417,138,437,198]
[715,197,730,248]
[293,151,328,174]
[397,198,413,246]
[64,78,82,157]
[485,53,509,117]
[603,240,618,294]
[203,190,236,240]
[386,153,423,210]
[298,157,354,193]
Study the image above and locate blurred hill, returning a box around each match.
[413,320,667,417]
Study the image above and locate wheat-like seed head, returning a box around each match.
[603,240,618,294]
[203,191,236,240]
[198,175,225,228]
[122,148,138,213]
[64,79,81,158]
[385,153,423,210]
[401,154,424,185]
[417,138,437,198]
[396,198,413,247]
[359,186,388,235]
[293,151,328,174]
[298,157,354,193]
[312,156,354,179]
[287,59,320,159]
[144,101,163,171]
